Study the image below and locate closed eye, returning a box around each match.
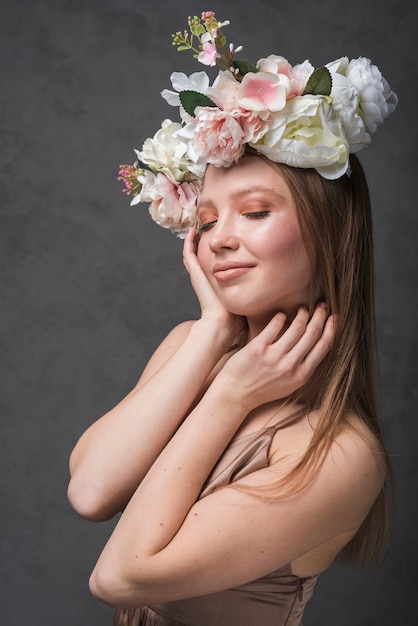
[244,211,270,219]
[197,220,217,233]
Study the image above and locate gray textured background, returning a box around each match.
[1,0,417,624]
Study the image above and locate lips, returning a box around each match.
[213,261,255,282]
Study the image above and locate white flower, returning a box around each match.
[161,71,212,123]
[328,72,370,152]
[161,71,211,105]
[136,119,205,182]
[253,95,349,180]
[328,56,398,136]
[346,57,398,133]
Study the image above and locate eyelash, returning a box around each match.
[198,211,270,233]
[245,211,270,219]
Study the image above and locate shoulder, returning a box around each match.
[155,320,196,351]
[332,413,386,482]
[268,410,386,533]
[313,412,386,530]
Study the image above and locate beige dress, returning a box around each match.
[113,417,318,626]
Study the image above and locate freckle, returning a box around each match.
[160,522,164,526]
[194,513,198,516]
[260,550,265,554]
[177,466,182,470]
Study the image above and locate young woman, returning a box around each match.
[68,12,397,626]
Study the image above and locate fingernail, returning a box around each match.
[318,302,327,309]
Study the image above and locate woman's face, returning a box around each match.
[196,156,312,323]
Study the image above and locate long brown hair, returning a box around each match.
[238,152,394,567]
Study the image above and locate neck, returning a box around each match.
[246,309,298,342]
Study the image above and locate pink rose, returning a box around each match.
[138,171,201,237]
[238,108,270,143]
[208,70,241,111]
[185,107,245,167]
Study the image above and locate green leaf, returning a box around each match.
[176,45,191,51]
[179,90,218,117]
[136,160,153,172]
[303,67,332,96]
[217,35,227,48]
[232,59,259,77]
[190,23,205,37]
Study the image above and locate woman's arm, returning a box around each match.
[68,227,249,522]
[68,316,241,521]
[88,308,383,609]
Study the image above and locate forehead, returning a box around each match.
[200,157,292,206]
[202,156,290,193]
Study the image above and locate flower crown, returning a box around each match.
[118,11,397,237]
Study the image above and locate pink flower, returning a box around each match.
[290,60,315,96]
[138,171,201,237]
[238,109,270,143]
[256,55,314,98]
[198,41,221,67]
[207,70,241,111]
[257,55,294,79]
[182,107,245,167]
[237,72,290,112]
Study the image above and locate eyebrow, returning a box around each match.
[197,185,283,211]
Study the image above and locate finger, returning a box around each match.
[255,311,288,344]
[271,306,312,353]
[302,313,336,373]
[183,227,198,273]
[269,303,329,364]
[283,303,329,359]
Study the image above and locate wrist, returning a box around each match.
[190,317,241,353]
[210,369,253,415]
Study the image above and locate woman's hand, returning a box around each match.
[217,304,335,411]
[183,227,246,339]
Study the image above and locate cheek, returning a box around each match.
[259,222,304,258]
[263,225,311,279]
[196,240,212,276]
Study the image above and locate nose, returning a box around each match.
[208,216,240,253]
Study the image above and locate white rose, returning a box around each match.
[329,72,370,152]
[252,95,349,180]
[136,119,205,182]
[328,57,398,135]
[346,57,397,133]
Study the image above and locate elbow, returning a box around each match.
[89,566,120,607]
[67,477,118,522]
[89,561,149,609]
